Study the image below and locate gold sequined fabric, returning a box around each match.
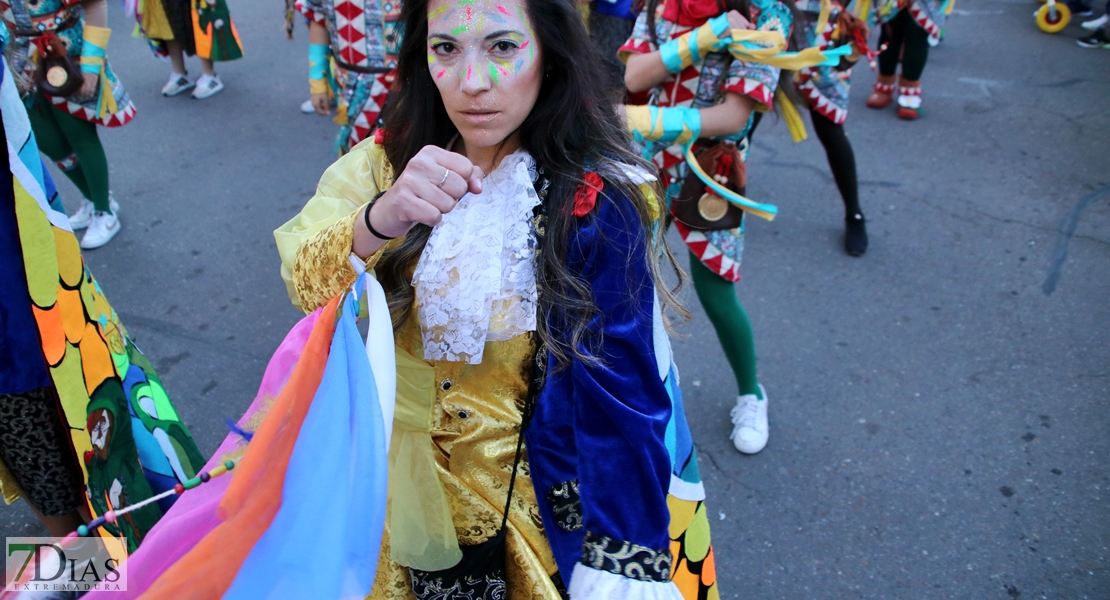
[366,273,560,600]
[291,209,396,313]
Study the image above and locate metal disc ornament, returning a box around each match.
[697,193,729,222]
[46,65,70,88]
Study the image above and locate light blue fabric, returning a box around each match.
[225,287,388,600]
[658,13,731,73]
[308,43,330,81]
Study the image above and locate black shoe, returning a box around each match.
[1067,2,1095,17]
[845,214,868,257]
[1077,29,1110,48]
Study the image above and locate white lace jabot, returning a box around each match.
[410,150,540,364]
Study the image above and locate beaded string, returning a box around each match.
[63,459,239,541]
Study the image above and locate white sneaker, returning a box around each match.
[80,210,120,249]
[68,193,119,230]
[191,74,224,99]
[1082,13,1109,29]
[300,99,315,114]
[162,72,194,97]
[730,384,769,454]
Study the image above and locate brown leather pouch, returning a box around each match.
[671,141,746,231]
[36,33,83,98]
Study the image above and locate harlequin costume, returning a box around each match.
[619,0,795,284]
[0,55,203,552]
[297,0,398,154]
[864,0,952,118]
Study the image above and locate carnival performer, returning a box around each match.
[134,0,244,99]
[620,0,801,455]
[748,0,869,256]
[72,2,725,598]
[299,0,397,154]
[0,53,204,551]
[864,0,947,119]
[0,0,134,248]
[278,0,721,596]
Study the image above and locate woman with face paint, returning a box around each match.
[274,0,720,597]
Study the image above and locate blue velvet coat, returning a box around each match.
[526,186,676,578]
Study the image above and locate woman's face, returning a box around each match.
[426,0,543,154]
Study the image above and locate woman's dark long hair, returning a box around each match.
[377,0,688,368]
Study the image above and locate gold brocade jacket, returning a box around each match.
[275,138,562,599]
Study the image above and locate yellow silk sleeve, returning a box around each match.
[274,137,396,312]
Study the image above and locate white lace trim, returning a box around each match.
[568,563,684,600]
[411,150,540,364]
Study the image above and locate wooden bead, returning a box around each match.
[174,483,185,494]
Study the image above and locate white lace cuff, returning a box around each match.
[567,563,684,600]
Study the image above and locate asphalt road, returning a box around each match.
[2,1,1107,598]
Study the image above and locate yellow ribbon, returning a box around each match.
[625,105,697,147]
[775,88,808,143]
[388,348,463,571]
[855,0,872,20]
[728,31,843,70]
[815,0,833,38]
[82,26,118,121]
[98,74,118,120]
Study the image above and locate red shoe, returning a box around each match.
[897,105,920,120]
[896,84,921,120]
[866,81,895,108]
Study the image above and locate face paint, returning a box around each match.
[426,0,543,153]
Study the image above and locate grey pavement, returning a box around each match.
[2,1,1108,599]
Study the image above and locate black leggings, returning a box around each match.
[748,109,862,218]
[878,9,930,80]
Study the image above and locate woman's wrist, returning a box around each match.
[363,191,395,241]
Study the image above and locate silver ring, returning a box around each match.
[436,168,450,187]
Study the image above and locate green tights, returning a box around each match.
[28,95,111,213]
[688,250,763,399]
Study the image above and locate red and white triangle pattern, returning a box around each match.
[908,3,941,43]
[796,76,847,124]
[347,72,390,148]
[674,221,742,283]
[49,94,136,128]
[294,0,326,24]
[334,0,368,66]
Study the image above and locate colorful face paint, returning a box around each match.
[425,0,544,151]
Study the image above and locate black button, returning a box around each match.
[440,379,452,391]
[457,410,468,419]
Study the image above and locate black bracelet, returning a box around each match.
[364,191,395,241]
